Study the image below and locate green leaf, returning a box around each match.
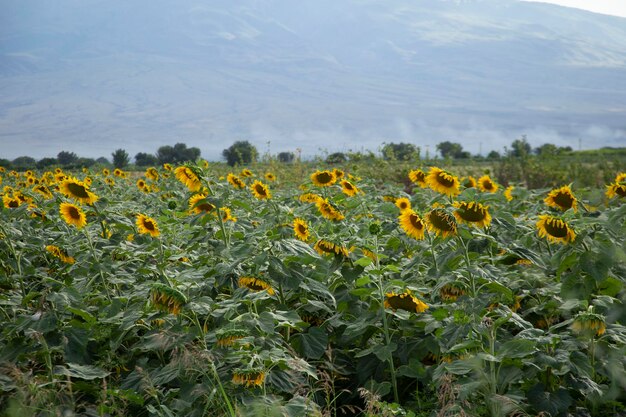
[54,363,110,380]
[354,257,373,267]
[497,339,536,359]
[291,327,328,360]
[355,276,372,286]
[372,342,397,362]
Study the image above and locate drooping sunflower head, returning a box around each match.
[462,176,477,188]
[314,239,349,257]
[250,180,271,200]
[453,201,491,228]
[426,208,457,238]
[188,193,215,215]
[340,180,360,196]
[536,214,575,244]
[293,218,310,241]
[398,209,426,240]
[504,185,514,202]
[384,290,429,313]
[174,166,202,192]
[60,202,87,229]
[145,167,159,181]
[46,245,75,264]
[572,310,606,337]
[33,185,53,199]
[395,197,411,212]
[299,193,323,204]
[544,185,577,212]
[227,173,246,189]
[478,175,498,193]
[310,170,337,187]
[150,283,186,315]
[425,167,460,197]
[232,368,266,388]
[238,276,275,295]
[316,199,345,221]
[439,282,467,302]
[240,169,253,178]
[408,169,428,188]
[136,214,160,237]
[216,329,248,348]
[59,176,99,205]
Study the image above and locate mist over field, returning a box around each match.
[1,0,626,160]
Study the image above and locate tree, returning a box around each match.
[487,150,501,160]
[57,151,79,166]
[325,152,347,164]
[0,159,11,169]
[436,141,465,159]
[12,156,37,169]
[112,149,129,168]
[509,136,532,158]
[157,143,201,164]
[77,157,96,168]
[37,157,58,169]
[96,157,111,165]
[222,141,258,166]
[135,152,158,166]
[381,142,418,161]
[277,152,295,163]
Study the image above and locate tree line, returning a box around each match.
[0,138,577,170]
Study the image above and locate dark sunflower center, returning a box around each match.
[67,182,90,198]
[616,185,626,197]
[409,213,424,229]
[68,206,80,219]
[553,191,574,208]
[430,210,456,232]
[318,241,336,253]
[482,180,494,190]
[143,220,156,231]
[248,282,266,291]
[316,172,333,184]
[8,199,19,208]
[296,224,307,234]
[458,204,486,222]
[416,172,426,182]
[388,295,418,312]
[436,172,455,187]
[255,185,267,196]
[399,201,409,209]
[344,182,354,190]
[545,218,568,238]
[198,203,215,212]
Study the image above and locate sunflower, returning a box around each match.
[504,185,514,202]
[462,176,477,188]
[216,329,248,347]
[59,176,99,204]
[544,185,578,212]
[408,169,428,188]
[219,207,237,222]
[113,168,124,177]
[333,168,345,180]
[174,166,202,192]
[136,214,160,237]
[614,172,626,183]
[398,209,426,240]
[293,218,310,241]
[314,239,349,257]
[227,173,246,189]
[250,180,271,200]
[163,163,173,171]
[265,172,276,182]
[145,167,159,181]
[60,202,87,229]
[316,199,344,221]
[136,179,147,189]
[310,170,337,187]
[238,276,275,295]
[299,193,323,204]
[3,194,21,209]
[188,194,215,215]
[150,283,186,315]
[240,169,253,178]
[439,282,467,302]
[478,175,498,193]
[426,208,457,238]
[382,195,397,203]
[572,310,606,337]
[606,183,626,199]
[384,290,429,313]
[425,167,460,197]
[453,201,491,228]
[46,245,75,264]
[395,197,411,212]
[105,178,115,187]
[232,368,266,387]
[536,214,575,244]
[340,180,360,196]
[102,168,110,176]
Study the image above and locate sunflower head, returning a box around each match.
[232,368,266,387]
[311,170,337,187]
[145,167,159,181]
[220,207,237,222]
[240,169,253,178]
[426,167,460,197]
[478,175,498,193]
[46,245,75,264]
[3,194,21,209]
[504,185,514,202]
[227,173,246,189]
[314,239,349,257]
[462,176,477,188]
[340,180,360,196]
[293,218,310,241]
[408,169,428,187]
[265,172,276,182]
[299,193,323,204]
[250,180,271,200]
[238,276,275,295]
[398,209,426,240]
[60,202,87,229]
[216,329,248,348]
[426,208,457,238]
[188,194,215,215]
[333,169,345,180]
[453,201,491,228]
[60,177,99,205]
[395,197,411,212]
[150,283,186,315]
[136,214,160,237]
[606,183,626,199]
[439,282,467,302]
[572,309,606,337]
[544,185,577,212]
[384,290,429,313]
[175,166,202,192]
[316,199,344,221]
[536,214,575,244]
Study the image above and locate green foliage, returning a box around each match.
[325,152,347,164]
[436,141,468,159]
[57,151,79,166]
[134,152,159,166]
[277,151,295,163]
[157,143,201,165]
[381,142,419,161]
[222,141,258,166]
[111,148,130,168]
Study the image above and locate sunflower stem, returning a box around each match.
[428,232,439,274]
[84,229,112,301]
[0,224,26,298]
[216,207,230,248]
[458,236,475,297]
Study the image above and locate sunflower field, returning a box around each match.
[1,162,625,417]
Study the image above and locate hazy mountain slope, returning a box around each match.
[1,0,625,159]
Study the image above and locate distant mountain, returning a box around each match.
[1,0,625,159]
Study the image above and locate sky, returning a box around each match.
[523,0,626,17]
